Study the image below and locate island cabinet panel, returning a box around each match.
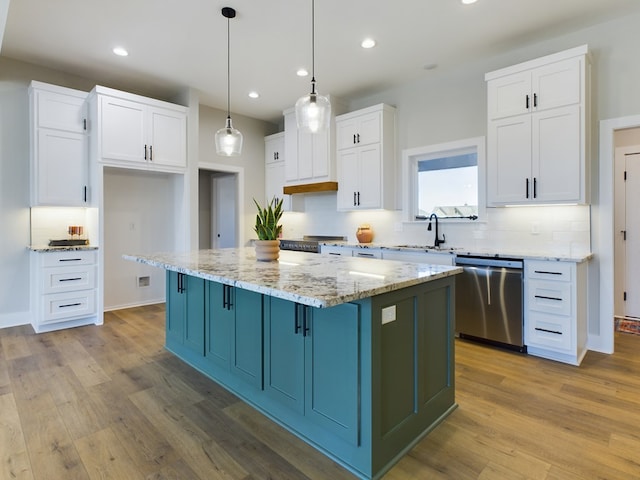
[166,272,205,356]
[205,281,264,389]
[264,298,360,445]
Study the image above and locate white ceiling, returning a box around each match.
[1,0,638,124]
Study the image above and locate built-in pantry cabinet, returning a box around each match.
[29,81,90,206]
[88,85,187,172]
[485,45,590,206]
[336,104,396,211]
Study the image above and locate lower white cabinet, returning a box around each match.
[31,249,99,333]
[524,259,587,365]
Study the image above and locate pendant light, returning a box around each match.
[295,0,331,134]
[215,7,243,156]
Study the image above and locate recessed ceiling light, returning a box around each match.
[361,38,376,49]
[112,47,129,57]
[248,91,259,99]
[296,68,309,77]
[462,0,477,4]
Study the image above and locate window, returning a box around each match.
[402,136,485,222]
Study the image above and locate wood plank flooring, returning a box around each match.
[1,304,640,479]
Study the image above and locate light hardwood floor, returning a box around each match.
[1,304,640,479]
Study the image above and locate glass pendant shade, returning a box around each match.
[295,90,331,134]
[215,116,243,156]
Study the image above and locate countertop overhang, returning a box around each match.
[124,248,462,308]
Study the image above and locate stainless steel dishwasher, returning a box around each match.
[455,256,525,352]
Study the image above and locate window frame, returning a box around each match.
[401,136,486,223]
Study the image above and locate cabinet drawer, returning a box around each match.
[41,290,96,323]
[526,312,572,351]
[352,249,382,259]
[42,250,97,267]
[527,280,571,316]
[526,261,572,281]
[42,265,96,294]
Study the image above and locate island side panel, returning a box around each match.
[369,276,456,477]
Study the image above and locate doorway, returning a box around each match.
[198,169,239,249]
[614,146,640,320]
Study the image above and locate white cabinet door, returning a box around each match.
[357,144,382,209]
[35,129,88,205]
[487,71,531,120]
[284,112,299,182]
[148,106,186,168]
[337,111,381,149]
[531,58,581,112]
[337,149,359,209]
[36,90,87,132]
[487,115,532,205]
[265,133,284,164]
[99,96,146,164]
[532,105,581,203]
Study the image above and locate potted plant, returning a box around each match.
[253,196,283,261]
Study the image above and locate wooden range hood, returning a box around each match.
[283,182,338,195]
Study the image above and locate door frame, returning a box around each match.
[198,162,245,248]
[597,114,640,354]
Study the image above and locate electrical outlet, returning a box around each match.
[531,222,540,235]
[137,276,150,287]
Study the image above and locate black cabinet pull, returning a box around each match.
[83,118,87,130]
[357,191,360,206]
[535,327,562,335]
[353,134,357,144]
[294,305,301,334]
[526,94,530,109]
[534,270,562,276]
[59,258,82,262]
[149,145,153,161]
[534,295,563,301]
[357,133,360,143]
[222,285,233,310]
[534,93,538,108]
[533,177,537,198]
[59,277,82,282]
[83,186,87,203]
[526,178,529,199]
[302,308,310,337]
[59,302,82,308]
[144,144,148,160]
[353,192,357,206]
[177,273,183,293]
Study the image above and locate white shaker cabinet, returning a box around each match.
[485,45,590,206]
[29,81,90,206]
[336,104,396,211]
[90,86,187,172]
[265,133,301,212]
[381,250,455,266]
[283,97,343,186]
[30,249,99,333]
[524,259,588,366]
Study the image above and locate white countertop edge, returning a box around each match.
[29,245,99,252]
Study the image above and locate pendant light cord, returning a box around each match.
[226,14,231,119]
[311,0,316,95]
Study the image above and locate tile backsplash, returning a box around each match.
[30,207,99,246]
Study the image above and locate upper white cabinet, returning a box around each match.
[29,81,90,206]
[485,45,590,206]
[283,97,343,186]
[265,133,301,212]
[89,86,187,172]
[335,104,396,211]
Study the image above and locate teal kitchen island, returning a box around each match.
[124,248,461,479]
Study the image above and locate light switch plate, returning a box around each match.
[381,305,397,325]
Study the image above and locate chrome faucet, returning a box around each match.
[428,213,446,248]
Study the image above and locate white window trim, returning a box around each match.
[401,136,486,223]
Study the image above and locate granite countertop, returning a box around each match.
[124,248,462,308]
[29,245,99,252]
[321,242,591,263]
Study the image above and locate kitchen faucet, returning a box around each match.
[427,213,446,248]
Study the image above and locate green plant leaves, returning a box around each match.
[253,197,284,240]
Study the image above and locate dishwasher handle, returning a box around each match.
[455,256,523,269]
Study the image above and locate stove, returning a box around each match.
[279,235,347,253]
